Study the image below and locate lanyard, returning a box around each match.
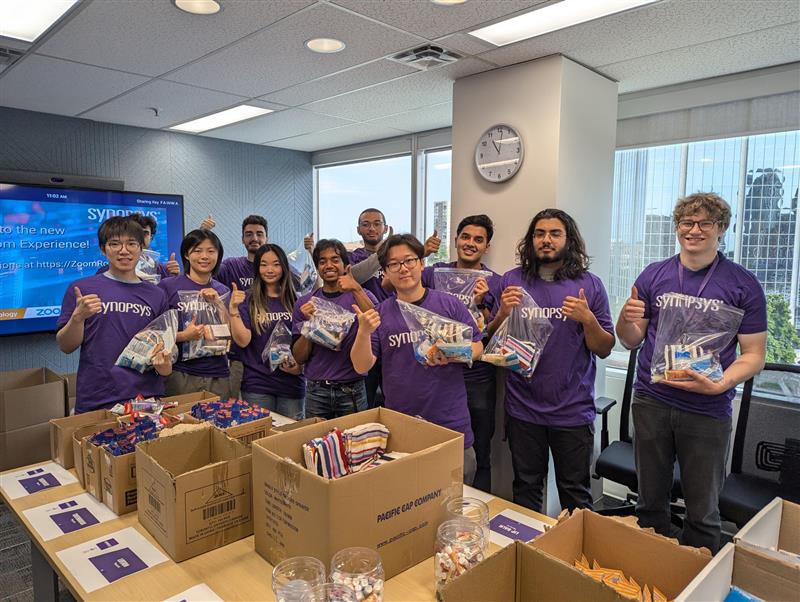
[677,254,720,297]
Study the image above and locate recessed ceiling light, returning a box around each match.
[169,105,273,133]
[174,0,221,15]
[305,38,346,54]
[0,0,77,42]
[469,0,659,47]
[430,0,468,5]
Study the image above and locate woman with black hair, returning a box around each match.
[160,229,232,398]
[229,244,305,419]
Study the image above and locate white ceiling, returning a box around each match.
[0,0,798,153]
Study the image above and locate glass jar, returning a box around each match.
[444,496,490,543]
[329,547,384,602]
[434,519,487,600]
[300,582,358,602]
[272,556,327,602]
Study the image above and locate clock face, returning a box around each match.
[474,124,524,183]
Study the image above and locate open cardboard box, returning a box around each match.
[252,407,464,579]
[733,497,800,565]
[50,409,117,469]
[72,419,118,490]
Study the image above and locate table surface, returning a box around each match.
[2,457,554,601]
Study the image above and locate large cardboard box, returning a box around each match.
[72,419,117,489]
[676,542,800,601]
[136,423,252,562]
[50,409,116,469]
[253,407,464,579]
[0,368,68,470]
[733,497,800,564]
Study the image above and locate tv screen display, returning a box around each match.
[0,182,184,336]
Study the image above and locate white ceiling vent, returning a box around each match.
[389,45,462,71]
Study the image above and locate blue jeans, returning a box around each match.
[305,380,367,419]
[241,391,305,421]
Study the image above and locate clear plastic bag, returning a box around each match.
[115,309,179,373]
[300,296,355,350]
[287,238,318,296]
[480,289,553,378]
[177,290,232,360]
[397,299,474,367]
[651,293,744,383]
[136,249,162,284]
[261,320,296,372]
[433,267,492,336]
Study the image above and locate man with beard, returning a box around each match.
[490,209,614,513]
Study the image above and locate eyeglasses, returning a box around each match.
[533,230,564,240]
[385,257,420,273]
[359,221,385,229]
[106,240,141,251]
[677,220,717,232]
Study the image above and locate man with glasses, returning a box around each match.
[57,216,173,414]
[617,192,767,552]
[350,234,484,484]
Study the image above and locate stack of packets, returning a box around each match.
[725,587,765,602]
[302,423,407,479]
[115,309,178,373]
[89,415,161,456]
[396,300,474,366]
[663,341,724,382]
[481,321,542,378]
[109,394,177,417]
[300,297,355,350]
[190,398,270,429]
[573,555,667,602]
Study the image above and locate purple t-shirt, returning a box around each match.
[159,275,231,378]
[370,289,482,448]
[497,267,614,427]
[422,261,502,384]
[633,253,767,418]
[217,256,255,362]
[239,294,305,399]
[292,288,378,383]
[57,274,169,413]
[348,247,390,303]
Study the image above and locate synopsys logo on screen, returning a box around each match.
[86,208,159,221]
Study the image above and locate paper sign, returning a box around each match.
[489,508,548,548]
[164,584,224,601]
[56,527,169,593]
[463,484,495,504]
[270,412,294,428]
[1,462,78,500]
[23,493,117,541]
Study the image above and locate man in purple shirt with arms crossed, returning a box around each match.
[616,192,767,552]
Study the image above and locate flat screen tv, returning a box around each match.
[0,182,184,336]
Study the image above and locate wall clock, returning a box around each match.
[474,124,524,183]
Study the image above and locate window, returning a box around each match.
[423,149,452,264]
[610,130,800,366]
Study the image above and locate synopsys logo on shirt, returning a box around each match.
[177,299,214,313]
[260,312,291,324]
[388,329,423,348]
[656,294,721,313]
[238,277,254,288]
[101,301,153,317]
[520,306,566,322]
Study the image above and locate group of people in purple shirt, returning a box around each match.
[58,191,766,553]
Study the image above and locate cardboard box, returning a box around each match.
[50,409,116,469]
[0,368,68,471]
[63,372,77,414]
[734,497,800,564]
[72,419,117,489]
[136,423,253,562]
[166,392,273,446]
[676,542,800,601]
[253,407,464,579]
[161,391,221,417]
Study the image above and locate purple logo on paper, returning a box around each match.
[489,514,542,542]
[49,508,100,534]
[96,538,118,550]
[88,547,147,583]
[58,500,79,509]
[18,473,60,494]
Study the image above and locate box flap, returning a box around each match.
[0,368,67,431]
[734,497,783,550]
[778,499,800,555]
[441,543,519,602]
[733,543,800,601]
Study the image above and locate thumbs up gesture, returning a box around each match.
[423,229,441,257]
[183,314,205,341]
[562,287,592,324]
[621,285,646,324]
[338,264,360,292]
[353,304,380,335]
[229,282,246,312]
[166,252,180,275]
[72,287,102,322]
[200,214,215,230]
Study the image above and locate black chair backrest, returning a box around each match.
[620,347,638,444]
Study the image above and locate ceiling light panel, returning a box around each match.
[170,105,273,133]
[0,0,77,42]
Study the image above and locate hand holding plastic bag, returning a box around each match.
[481,289,553,378]
[177,290,232,360]
[651,293,744,383]
[300,296,355,350]
[433,267,492,335]
[262,320,296,371]
[115,309,179,373]
[397,299,474,367]
[287,237,318,296]
[136,249,162,284]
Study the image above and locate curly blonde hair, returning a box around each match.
[673,192,732,231]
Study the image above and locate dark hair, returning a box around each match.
[242,215,268,236]
[358,208,386,224]
[97,216,144,248]
[180,229,224,276]
[129,212,157,236]
[517,208,590,281]
[250,244,297,334]
[377,234,424,268]
[456,214,494,242]
[312,239,350,267]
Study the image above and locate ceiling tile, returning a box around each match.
[165,3,425,98]
[265,123,408,152]
[201,108,355,144]
[367,102,453,133]
[35,0,315,76]
[0,55,147,115]
[330,0,546,40]
[435,32,498,57]
[80,80,248,129]
[260,59,418,106]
